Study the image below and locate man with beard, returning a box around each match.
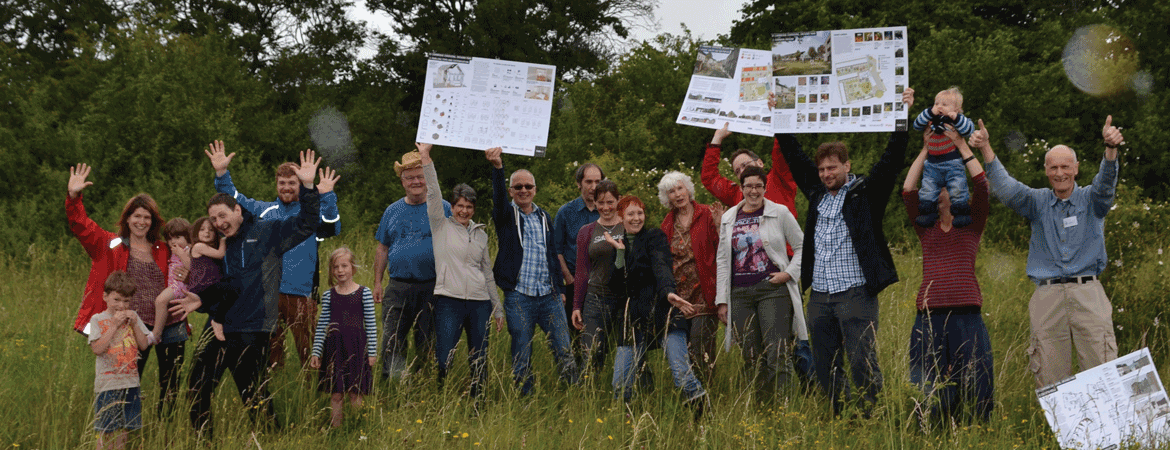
[210,140,341,369]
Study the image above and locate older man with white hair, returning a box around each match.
[971,116,1125,388]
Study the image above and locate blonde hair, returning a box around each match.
[327,247,358,286]
[936,87,965,113]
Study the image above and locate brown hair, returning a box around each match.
[327,247,357,286]
[118,194,164,242]
[191,217,220,248]
[814,141,850,165]
[729,148,760,164]
[206,192,238,211]
[161,217,192,244]
[738,165,769,186]
[594,179,621,203]
[616,195,645,217]
[103,271,138,297]
[275,162,297,178]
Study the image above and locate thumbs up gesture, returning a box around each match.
[1102,115,1124,148]
[968,119,990,150]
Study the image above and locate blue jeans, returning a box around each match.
[809,286,883,416]
[909,308,995,424]
[613,329,705,401]
[504,290,579,395]
[434,296,493,398]
[580,292,622,373]
[920,158,969,206]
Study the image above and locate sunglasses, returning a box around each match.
[511,184,536,191]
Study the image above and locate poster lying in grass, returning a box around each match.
[676,46,775,137]
[771,26,909,133]
[1037,347,1170,449]
[416,54,555,156]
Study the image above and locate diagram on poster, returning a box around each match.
[1037,348,1170,449]
[676,46,774,137]
[416,54,555,156]
[771,27,909,133]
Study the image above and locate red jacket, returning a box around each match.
[700,135,799,216]
[660,200,718,313]
[67,194,170,335]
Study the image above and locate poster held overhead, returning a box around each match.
[771,26,909,133]
[417,53,556,156]
[676,46,775,137]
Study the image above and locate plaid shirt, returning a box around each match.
[515,202,554,297]
[811,174,866,294]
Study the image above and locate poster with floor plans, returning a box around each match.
[1037,348,1170,449]
[417,54,555,156]
[676,46,775,136]
[771,26,909,133]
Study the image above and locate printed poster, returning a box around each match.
[417,54,556,156]
[1037,348,1170,449]
[676,46,775,137]
[771,26,909,133]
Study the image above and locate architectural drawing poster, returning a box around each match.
[676,46,775,137]
[417,54,555,156]
[771,26,909,133]
[1037,348,1170,449]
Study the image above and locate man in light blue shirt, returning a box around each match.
[971,116,1125,388]
[209,141,341,369]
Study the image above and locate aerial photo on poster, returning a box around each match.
[771,26,909,133]
[416,54,556,156]
[677,46,775,136]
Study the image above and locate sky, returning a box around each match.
[347,0,748,59]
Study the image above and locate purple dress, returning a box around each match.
[312,286,376,395]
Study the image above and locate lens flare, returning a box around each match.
[1062,25,1139,97]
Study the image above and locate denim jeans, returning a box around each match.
[809,286,883,416]
[580,292,622,374]
[909,308,994,425]
[504,290,579,395]
[434,296,493,398]
[920,158,969,206]
[613,329,705,401]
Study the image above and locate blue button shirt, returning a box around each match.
[985,157,1117,283]
[553,197,599,274]
[516,202,554,297]
[215,171,340,297]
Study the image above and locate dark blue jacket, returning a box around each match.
[214,185,320,333]
[617,228,685,347]
[779,132,908,297]
[490,166,563,294]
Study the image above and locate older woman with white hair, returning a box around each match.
[657,171,720,383]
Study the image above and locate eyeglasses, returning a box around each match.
[402,175,425,182]
[742,183,766,192]
[511,184,536,191]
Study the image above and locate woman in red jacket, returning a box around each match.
[67,163,187,414]
[657,171,719,384]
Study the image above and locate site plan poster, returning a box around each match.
[771,26,909,133]
[417,54,555,156]
[1037,348,1170,449]
[676,46,775,137]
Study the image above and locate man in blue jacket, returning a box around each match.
[208,140,341,370]
[779,88,914,417]
[486,147,579,395]
[183,147,325,438]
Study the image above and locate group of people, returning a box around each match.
[71,85,1129,448]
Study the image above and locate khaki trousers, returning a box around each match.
[1027,280,1117,388]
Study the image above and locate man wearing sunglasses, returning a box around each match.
[486,147,580,395]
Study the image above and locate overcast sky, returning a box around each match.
[348,0,748,59]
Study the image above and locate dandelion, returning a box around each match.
[608,435,614,440]
[596,418,604,424]
[416,419,423,424]
[462,433,470,438]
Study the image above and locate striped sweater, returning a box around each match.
[902,173,989,309]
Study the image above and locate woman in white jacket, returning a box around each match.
[715,165,806,398]
[418,143,503,401]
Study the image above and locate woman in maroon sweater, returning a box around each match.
[902,128,993,426]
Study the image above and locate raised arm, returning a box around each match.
[208,141,271,216]
[701,123,740,207]
[316,167,341,238]
[419,143,446,230]
[903,130,931,193]
[770,134,800,214]
[65,164,116,257]
[970,120,1039,219]
[486,147,509,224]
[1091,115,1123,217]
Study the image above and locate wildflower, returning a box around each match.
[608,436,614,440]
[596,418,604,424]
[462,433,470,438]
[416,419,423,424]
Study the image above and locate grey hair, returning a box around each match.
[451,183,477,205]
[509,169,535,186]
[1045,145,1078,163]
[656,171,696,208]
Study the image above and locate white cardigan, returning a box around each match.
[715,199,809,349]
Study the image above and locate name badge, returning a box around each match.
[1063,216,1078,228]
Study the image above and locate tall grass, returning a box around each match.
[1,231,1166,449]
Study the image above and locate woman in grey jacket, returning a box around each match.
[418,143,503,400]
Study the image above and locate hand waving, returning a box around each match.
[317,167,340,194]
[68,164,94,199]
[296,149,321,188]
[204,140,236,177]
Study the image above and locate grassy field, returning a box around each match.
[0,232,1161,449]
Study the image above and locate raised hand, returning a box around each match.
[317,167,340,194]
[485,147,503,169]
[204,140,236,177]
[296,149,321,188]
[712,123,732,145]
[603,231,625,250]
[415,142,433,163]
[968,119,990,149]
[767,92,777,110]
[902,87,916,109]
[1102,115,1124,148]
[68,164,94,199]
